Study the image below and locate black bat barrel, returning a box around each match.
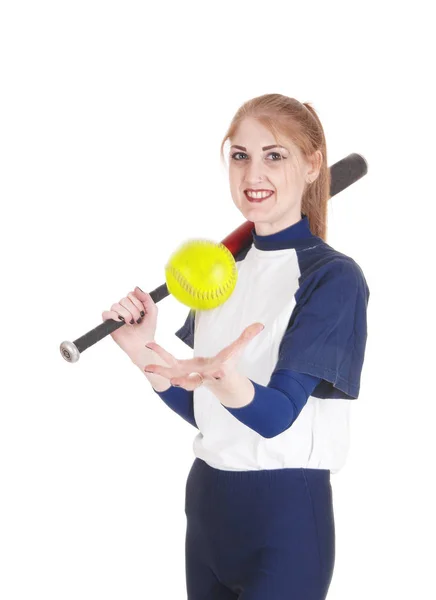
[330,153,367,196]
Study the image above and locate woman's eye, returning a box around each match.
[267,152,283,160]
[230,151,285,161]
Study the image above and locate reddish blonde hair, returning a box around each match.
[220,94,331,240]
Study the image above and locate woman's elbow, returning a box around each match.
[259,418,296,439]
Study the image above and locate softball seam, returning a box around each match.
[166,240,237,301]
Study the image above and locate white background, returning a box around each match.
[1,1,435,598]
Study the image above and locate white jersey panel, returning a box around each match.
[191,244,351,474]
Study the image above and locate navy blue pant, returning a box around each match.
[185,458,335,599]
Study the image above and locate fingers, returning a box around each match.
[144,365,203,391]
[144,363,175,379]
[101,299,139,325]
[101,287,157,326]
[102,310,126,323]
[118,296,143,323]
[102,304,132,323]
[142,323,265,387]
[242,322,265,338]
[171,372,205,390]
[218,322,265,363]
[126,292,147,319]
[145,341,177,366]
[144,359,211,391]
[133,287,158,317]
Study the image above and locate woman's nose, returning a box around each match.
[244,159,266,184]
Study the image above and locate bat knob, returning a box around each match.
[60,341,80,363]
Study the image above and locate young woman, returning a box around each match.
[102,94,370,599]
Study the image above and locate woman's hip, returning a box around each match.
[185,458,335,593]
[185,458,333,540]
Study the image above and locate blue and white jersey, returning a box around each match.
[174,215,369,474]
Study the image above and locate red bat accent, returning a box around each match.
[221,220,255,256]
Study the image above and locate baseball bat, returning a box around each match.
[60,152,367,363]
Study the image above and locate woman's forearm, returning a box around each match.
[131,346,197,427]
[209,369,320,438]
[151,385,197,428]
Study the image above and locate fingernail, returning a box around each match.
[118,315,125,321]
[130,319,134,324]
[172,383,180,387]
[140,311,145,317]
[136,318,142,324]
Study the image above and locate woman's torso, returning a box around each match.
[191,242,351,475]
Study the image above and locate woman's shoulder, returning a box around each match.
[296,238,369,300]
[318,240,366,277]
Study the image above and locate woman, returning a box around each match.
[102,94,370,599]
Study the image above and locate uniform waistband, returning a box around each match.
[189,457,330,492]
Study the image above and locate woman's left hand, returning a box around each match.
[144,322,265,391]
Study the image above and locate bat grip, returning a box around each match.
[59,283,170,363]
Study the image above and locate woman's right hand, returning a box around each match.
[102,286,158,365]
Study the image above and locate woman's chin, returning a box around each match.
[244,204,269,219]
[243,197,269,209]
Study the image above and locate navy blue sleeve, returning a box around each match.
[175,308,195,349]
[152,386,197,428]
[224,369,321,438]
[275,259,369,399]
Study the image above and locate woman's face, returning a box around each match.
[228,117,320,235]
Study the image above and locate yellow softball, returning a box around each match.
[164,239,238,310]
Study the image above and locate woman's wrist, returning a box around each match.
[146,373,172,392]
[131,345,172,392]
[130,344,155,370]
[206,369,255,409]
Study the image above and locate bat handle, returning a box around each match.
[60,228,255,364]
[59,283,170,363]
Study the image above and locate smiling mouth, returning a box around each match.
[244,190,274,202]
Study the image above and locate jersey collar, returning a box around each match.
[251,214,320,251]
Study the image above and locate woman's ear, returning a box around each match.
[307,149,323,181]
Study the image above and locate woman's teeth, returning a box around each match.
[245,190,274,202]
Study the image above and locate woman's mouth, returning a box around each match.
[244,189,274,203]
